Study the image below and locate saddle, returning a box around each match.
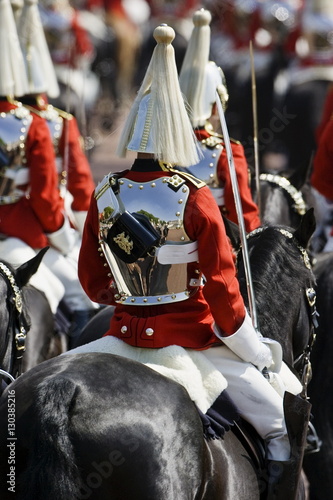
[233,418,266,471]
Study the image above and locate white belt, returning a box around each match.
[3,167,29,185]
[156,241,199,264]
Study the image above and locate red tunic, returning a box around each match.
[316,84,333,144]
[57,114,96,211]
[23,97,96,211]
[195,129,261,232]
[311,117,333,202]
[0,101,65,249]
[78,163,246,350]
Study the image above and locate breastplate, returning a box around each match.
[0,107,32,201]
[188,137,224,206]
[95,173,202,306]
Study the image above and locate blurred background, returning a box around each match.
[36,0,333,183]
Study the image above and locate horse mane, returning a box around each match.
[237,225,315,348]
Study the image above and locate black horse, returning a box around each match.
[303,251,333,500]
[258,172,308,227]
[0,212,316,500]
[21,284,55,372]
[254,169,316,230]
[0,248,51,386]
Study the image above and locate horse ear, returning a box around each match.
[293,208,316,248]
[16,247,49,288]
[222,215,241,250]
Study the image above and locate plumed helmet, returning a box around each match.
[17,0,60,97]
[179,8,229,128]
[0,0,29,96]
[116,24,200,167]
[10,0,23,22]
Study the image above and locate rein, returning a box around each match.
[0,262,29,383]
[237,226,318,398]
[260,173,308,216]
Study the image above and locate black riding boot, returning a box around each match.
[266,459,299,499]
[264,392,311,500]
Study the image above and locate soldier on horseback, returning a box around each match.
[178,8,261,233]
[16,0,100,338]
[78,23,310,500]
[0,0,98,344]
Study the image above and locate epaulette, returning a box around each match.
[10,105,31,120]
[202,135,223,148]
[22,104,43,118]
[41,105,63,123]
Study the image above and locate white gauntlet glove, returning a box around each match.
[47,216,76,256]
[216,310,282,372]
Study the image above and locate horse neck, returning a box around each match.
[238,231,313,366]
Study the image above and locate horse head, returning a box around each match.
[226,209,317,388]
[0,247,48,385]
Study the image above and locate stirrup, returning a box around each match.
[304,421,322,455]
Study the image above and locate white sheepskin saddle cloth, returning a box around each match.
[66,337,227,414]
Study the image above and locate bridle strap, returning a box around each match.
[295,287,318,399]
[0,262,29,381]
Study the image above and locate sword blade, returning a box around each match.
[215,91,259,330]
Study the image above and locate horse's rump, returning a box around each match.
[0,352,260,500]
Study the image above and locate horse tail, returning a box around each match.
[21,377,81,500]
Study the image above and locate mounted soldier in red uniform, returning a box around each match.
[179,8,261,232]
[77,22,307,499]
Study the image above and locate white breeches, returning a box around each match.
[202,345,291,461]
[0,236,98,314]
[41,243,99,312]
[0,237,64,314]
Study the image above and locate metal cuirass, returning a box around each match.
[187,136,224,206]
[95,172,203,306]
[0,107,32,203]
